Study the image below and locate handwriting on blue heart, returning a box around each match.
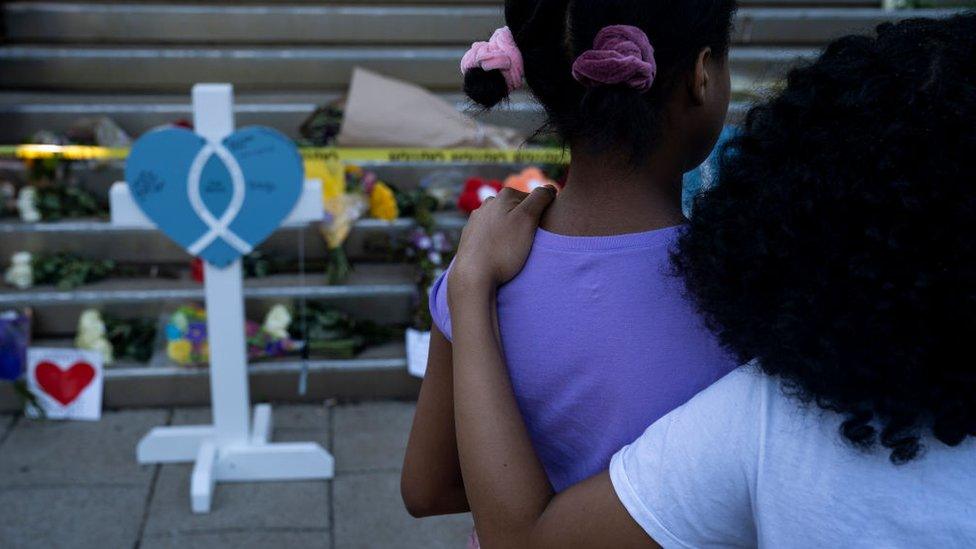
[125,126,304,268]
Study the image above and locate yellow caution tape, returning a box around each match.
[1,144,569,164]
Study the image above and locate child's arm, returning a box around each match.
[451,281,654,548]
[401,324,470,517]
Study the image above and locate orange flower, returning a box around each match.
[504,167,557,194]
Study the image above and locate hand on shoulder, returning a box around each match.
[449,186,556,298]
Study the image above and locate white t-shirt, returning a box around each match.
[610,366,976,548]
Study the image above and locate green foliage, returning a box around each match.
[35,185,107,221]
[291,303,396,359]
[298,105,344,146]
[32,253,115,290]
[13,379,44,418]
[104,315,157,363]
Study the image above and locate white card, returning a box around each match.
[406,329,431,379]
[26,347,104,421]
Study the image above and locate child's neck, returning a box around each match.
[540,149,687,237]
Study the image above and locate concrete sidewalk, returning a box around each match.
[0,402,473,548]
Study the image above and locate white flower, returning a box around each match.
[16,186,41,223]
[428,252,443,267]
[262,304,292,340]
[77,309,107,340]
[4,252,33,289]
[75,309,114,364]
[477,185,499,203]
[88,337,114,364]
[171,311,189,331]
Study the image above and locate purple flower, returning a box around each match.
[187,322,207,344]
[431,232,452,253]
[265,340,284,357]
[0,311,29,381]
[410,229,433,251]
[362,172,377,194]
[245,321,260,338]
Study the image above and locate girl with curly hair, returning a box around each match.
[445,12,976,548]
[402,0,740,529]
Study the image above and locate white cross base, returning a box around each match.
[110,83,334,514]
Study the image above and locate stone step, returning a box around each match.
[0,45,811,92]
[0,263,417,336]
[2,4,938,46]
[0,339,418,411]
[0,87,752,143]
[0,90,548,141]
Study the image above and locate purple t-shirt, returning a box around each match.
[430,225,737,492]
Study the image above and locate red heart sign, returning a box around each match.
[35,361,96,406]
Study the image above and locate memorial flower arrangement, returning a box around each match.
[348,165,401,222]
[4,251,115,291]
[320,165,368,284]
[369,180,399,222]
[4,252,33,290]
[75,309,114,364]
[0,309,41,411]
[75,309,158,365]
[164,304,303,367]
[299,104,344,147]
[165,306,209,366]
[319,165,407,283]
[16,187,41,223]
[291,302,396,359]
[16,184,106,222]
[400,189,456,331]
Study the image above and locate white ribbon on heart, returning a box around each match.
[186,140,254,256]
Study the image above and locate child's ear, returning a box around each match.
[690,47,712,106]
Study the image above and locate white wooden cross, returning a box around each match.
[109,84,334,514]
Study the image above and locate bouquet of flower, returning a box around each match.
[400,184,456,330]
[346,165,400,222]
[17,184,107,222]
[299,104,344,147]
[291,302,396,359]
[164,305,303,367]
[165,306,209,366]
[0,309,40,410]
[76,309,158,365]
[31,252,115,290]
[0,310,30,382]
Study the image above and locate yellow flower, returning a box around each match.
[321,194,367,249]
[167,340,193,365]
[369,182,399,221]
[345,165,364,178]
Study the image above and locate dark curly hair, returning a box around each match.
[464,0,737,159]
[673,13,976,464]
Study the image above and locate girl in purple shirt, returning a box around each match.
[402,0,739,521]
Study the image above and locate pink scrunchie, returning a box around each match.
[460,26,525,93]
[572,25,657,93]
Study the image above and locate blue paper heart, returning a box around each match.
[125,126,304,268]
